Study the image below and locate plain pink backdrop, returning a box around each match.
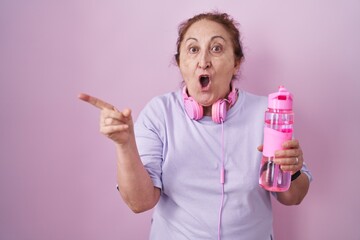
[1,0,359,239]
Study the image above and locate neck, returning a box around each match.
[203,106,212,116]
[203,90,238,117]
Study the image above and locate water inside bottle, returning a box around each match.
[265,118,293,133]
[259,156,291,192]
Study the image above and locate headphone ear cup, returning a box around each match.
[212,100,227,124]
[183,86,204,120]
[184,97,204,120]
[227,89,238,106]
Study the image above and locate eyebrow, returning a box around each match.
[211,35,226,42]
[185,35,227,43]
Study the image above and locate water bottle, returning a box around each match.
[259,86,294,192]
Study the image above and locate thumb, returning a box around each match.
[257,145,263,152]
[122,108,132,118]
[121,108,134,125]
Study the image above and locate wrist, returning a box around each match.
[291,170,302,181]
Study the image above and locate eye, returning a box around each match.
[188,46,199,54]
[211,45,223,53]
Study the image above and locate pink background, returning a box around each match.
[1,1,359,239]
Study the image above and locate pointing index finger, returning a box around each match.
[78,93,115,110]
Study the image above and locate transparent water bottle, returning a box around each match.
[259,86,294,192]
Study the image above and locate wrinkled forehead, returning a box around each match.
[182,19,231,44]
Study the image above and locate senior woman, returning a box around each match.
[79,12,311,240]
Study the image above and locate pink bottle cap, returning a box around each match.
[268,86,293,110]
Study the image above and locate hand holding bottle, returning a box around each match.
[258,140,303,172]
[273,139,303,173]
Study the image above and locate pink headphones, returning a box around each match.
[182,86,238,123]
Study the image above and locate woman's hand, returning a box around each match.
[79,93,160,212]
[273,139,303,174]
[257,139,303,174]
[258,140,309,205]
[78,93,133,146]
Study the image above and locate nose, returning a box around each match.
[198,51,211,69]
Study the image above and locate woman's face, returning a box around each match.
[178,19,240,108]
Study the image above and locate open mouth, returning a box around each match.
[199,75,210,88]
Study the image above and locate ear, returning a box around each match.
[175,53,180,66]
[233,59,242,74]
